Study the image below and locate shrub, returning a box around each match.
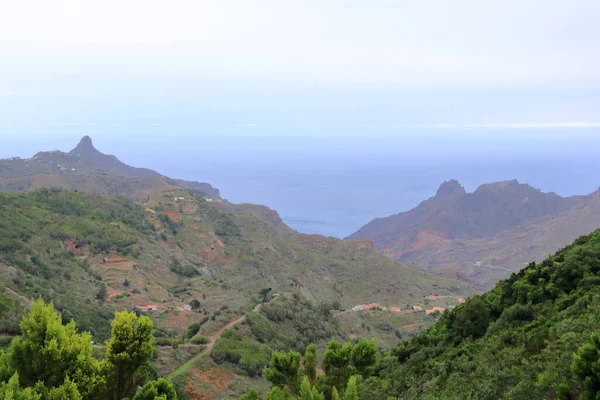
[191,336,210,345]
[211,330,272,376]
[186,322,202,339]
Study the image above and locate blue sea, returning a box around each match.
[5,130,600,238]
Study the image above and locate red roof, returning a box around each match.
[137,304,157,311]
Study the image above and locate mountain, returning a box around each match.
[0,136,300,233]
[348,179,600,289]
[0,140,479,398]
[0,135,219,198]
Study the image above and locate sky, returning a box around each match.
[0,0,599,136]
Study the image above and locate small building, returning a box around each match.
[181,304,192,311]
[363,303,384,310]
[174,197,185,201]
[134,304,158,312]
[412,305,423,311]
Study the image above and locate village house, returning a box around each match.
[133,304,158,312]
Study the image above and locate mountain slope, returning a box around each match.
[358,228,600,399]
[348,179,600,289]
[0,188,475,341]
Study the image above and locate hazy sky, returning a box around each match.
[1,0,599,135]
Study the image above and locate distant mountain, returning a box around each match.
[348,179,600,289]
[68,135,160,178]
[0,135,219,198]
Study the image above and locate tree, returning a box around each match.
[46,378,83,400]
[446,297,490,339]
[8,300,101,398]
[133,378,177,400]
[103,311,154,400]
[322,340,353,391]
[123,279,130,287]
[299,376,324,400]
[343,376,359,400]
[0,373,41,400]
[264,350,301,394]
[96,282,108,301]
[266,387,295,400]
[241,388,263,400]
[303,344,317,384]
[331,387,340,400]
[350,339,377,377]
[190,299,201,310]
[572,332,600,400]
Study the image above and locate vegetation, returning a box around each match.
[0,189,154,338]
[245,229,600,399]
[247,295,345,352]
[0,188,475,398]
[242,338,378,399]
[0,299,176,399]
[211,330,272,377]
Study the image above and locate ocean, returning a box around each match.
[5,130,600,239]
[117,131,600,238]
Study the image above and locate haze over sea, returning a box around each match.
[4,130,600,238]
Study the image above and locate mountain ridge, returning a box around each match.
[348,178,600,289]
[0,135,220,198]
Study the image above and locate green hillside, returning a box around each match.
[0,188,473,337]
[245,228,600,399]
[369,228,600,399]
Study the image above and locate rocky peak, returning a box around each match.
[70,135,99,155]
[435,179,466,198]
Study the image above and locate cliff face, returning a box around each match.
[348,179,599,289]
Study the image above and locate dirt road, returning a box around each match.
[167,302,263,380]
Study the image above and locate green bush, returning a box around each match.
[186,322,202,339]
[191,336,210,345]
[211,330,272,376]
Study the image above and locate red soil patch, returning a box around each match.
[164,209,181,221]
[62,239,90,255]
[107,291,121,298]
[184,382,215,400]
[190,367,234,392]
[409,231,449,252]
